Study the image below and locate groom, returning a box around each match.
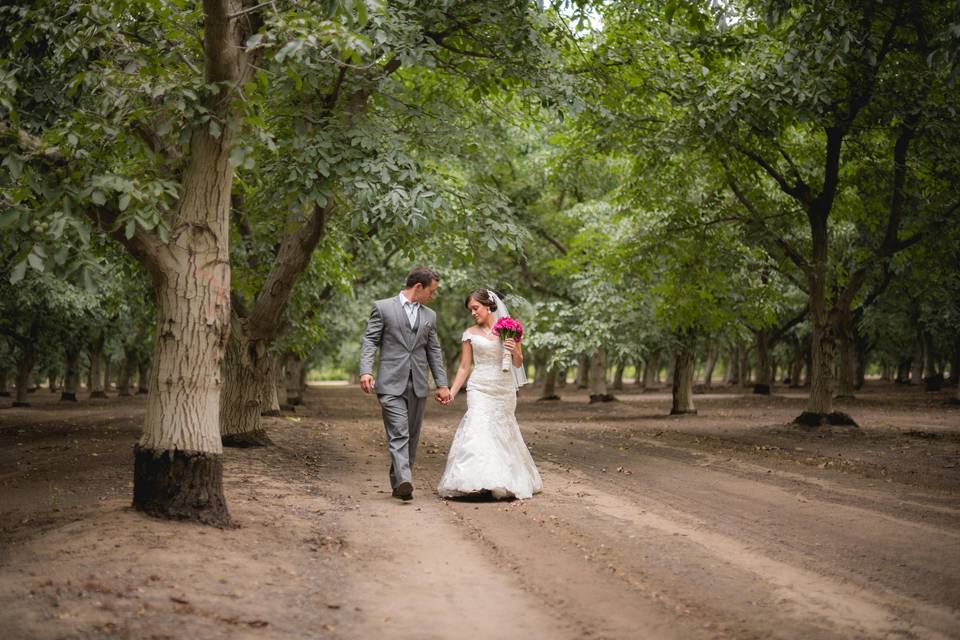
[359,267,451,501]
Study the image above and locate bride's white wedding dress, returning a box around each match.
[437,330,543,499]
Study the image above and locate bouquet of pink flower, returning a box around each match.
[493,317,524,371]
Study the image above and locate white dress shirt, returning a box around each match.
[398,292,420,329]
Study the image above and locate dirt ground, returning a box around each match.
[1,381,959,640]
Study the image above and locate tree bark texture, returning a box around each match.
[61,346,80,401]
[260,351,281,416]
[642,351,660,389]
[88,332,107,398]
[219,320,273,447]
[589,348,614,403]
[13,323,38,407]
[612,360,625,391]
[575,353,590,389]
[540,366,559,401]
[753,330,772,395]
[671,343,697,415]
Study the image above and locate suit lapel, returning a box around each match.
[413,307,427,345]
[393,297,415,349]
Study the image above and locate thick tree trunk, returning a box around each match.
[702,347,717,387]
[133,20,243,525]
[285,353,305,406]
[260,352,281,416]
[575,353,590,389]
[835,308,857,398]
[104,357,113,393]
[540,366,560,401]
[794,272,855,427]
[725,346,739,385]
[642,351,660,390]
[739,345,752,389]
[118,348,137,396]
[219,325,272,447]
[589,348,614,403]
[0,368,9,396]
[88,333,107,399]
[634,358,643,386]
[137,359,150,394]
[61,347,80,401]
[910,334,924,385]
[671,342,696,415]
[13,334,38,407]
[923,332,942,391]
[753,331,772,395]
[556,368,568,388]
[790,351,804,388]
[665,356,675,386]
[612,360,625,391]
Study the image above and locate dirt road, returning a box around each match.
[1,383,958,639]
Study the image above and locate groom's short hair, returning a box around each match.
[406,266,439,288]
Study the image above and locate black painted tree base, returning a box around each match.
[89,391,108,399]
[60,392,77,402]
[132,445,232,527]
[537,395,561,401]
[221,430,273,448]
[261,409,281,417]
[589,394,618,404]
[670,408,698,416]
[280,404,296,412]
[752,384,771,395]
[792,411,859,428]
[137,388,149,395]
[12,401,30,407]
[0,391,10,397]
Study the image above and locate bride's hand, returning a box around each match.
[503,338,520,355]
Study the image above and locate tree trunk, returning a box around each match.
[739,345,752,389]
[137,358,150,394]
[671,341,696,415]
[835,308,857,398]
[285,353,305,406]
[48,372,59,392]
[790,351,804,389]
[702,347,717,387]
[88,333,107,399]
[725,346,739,384]
[260,351,281,416]
[589,348,614,403]
[753,330,772,395]
[556,368,568,388]
[61,347,80,401]
[642,350,660,390]
[924,332,942,392]
[540,366,560,401]
[219,323,272,447]
[575,353,589,389]
[634,358,643,386]
[665,355,675,386]
[612,360,625,391]
[118,348,136,396]
[794,269,855,427]
[910,333,924,385]
[13,322,39,407]
[104,357,113,393]
[0,368,9,397]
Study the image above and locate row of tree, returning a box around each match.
[2,0,958,526]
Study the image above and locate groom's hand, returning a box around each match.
[360,374,375,394]
[436,386,452,405]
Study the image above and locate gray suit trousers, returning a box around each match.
[378,376,426,489]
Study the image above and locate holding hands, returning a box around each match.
[435,386,452,405]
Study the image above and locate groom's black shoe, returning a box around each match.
[393,481,414,501]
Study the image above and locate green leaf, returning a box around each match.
[209,120,222,139]
[10,260,27,284]
[0,210,19,229]
[27,251,44,272]
[91,190,106,205]
[119,193,131,211]
[125,220,136,239]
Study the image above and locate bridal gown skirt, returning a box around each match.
[437,377,543,500]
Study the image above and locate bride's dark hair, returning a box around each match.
[465,289,497,312]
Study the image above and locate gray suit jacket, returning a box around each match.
[359,297,448,398]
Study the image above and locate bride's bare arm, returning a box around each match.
[449,339,473,399]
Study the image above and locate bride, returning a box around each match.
[437,289,543,500]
